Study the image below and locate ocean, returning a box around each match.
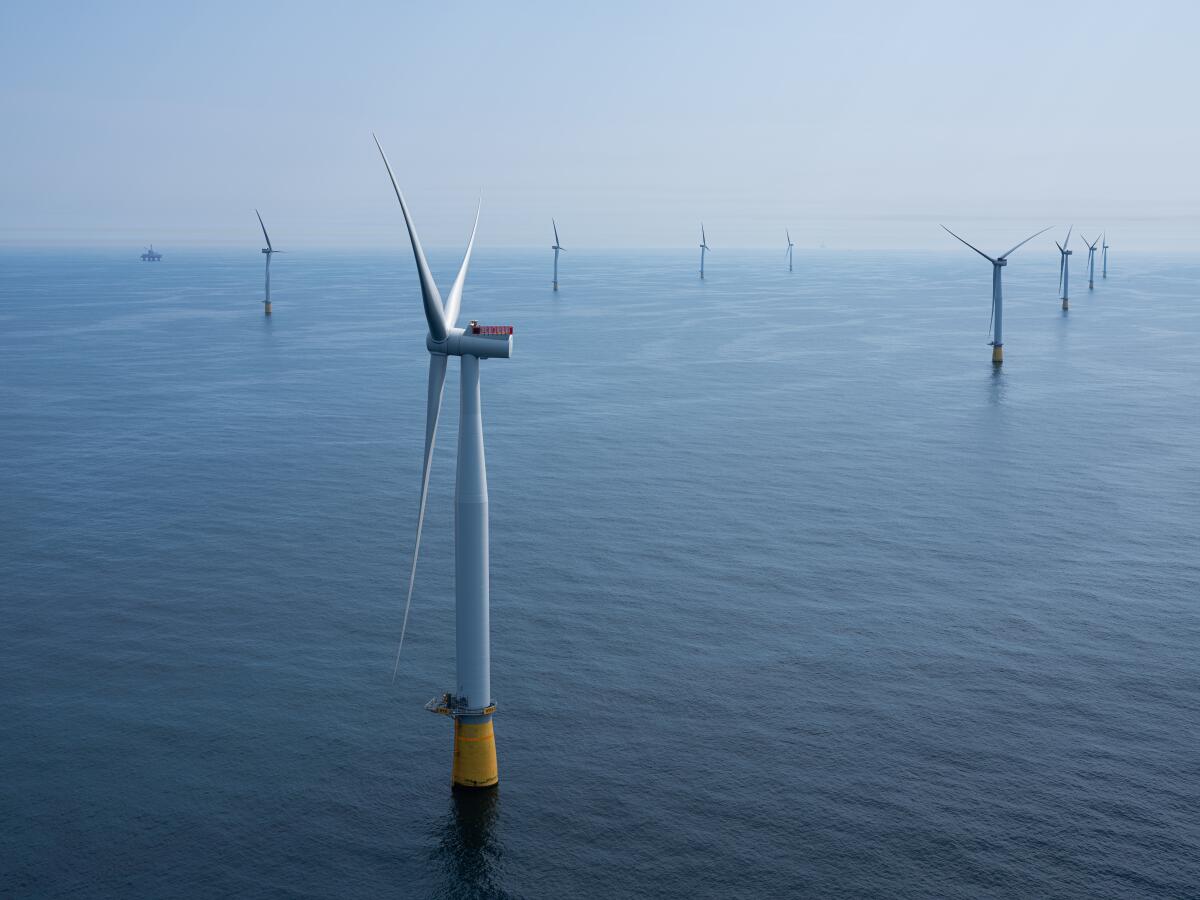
[1,247,1198,898]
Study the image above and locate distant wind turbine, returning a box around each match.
[942,224,1052,364]
[1056,226,1073,310]
[551,219,564,291]
[1079,233,1100,290]
[256,210,282,315]
[699,224,711,279]
[1102,232,1109,278]
[786,230,795,272]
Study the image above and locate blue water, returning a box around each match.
[2,247,1198,898]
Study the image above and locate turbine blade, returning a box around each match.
[373,134,448,341]
[1059,255,1064,292]
[553,218,560,245]
[999,225,1052,260]
[443,198,481,329]
[940,225,996,264]
[256,209,272,251]
[392,352,449,681]
[1065,225,1072,245]
[1055,241,1063,252]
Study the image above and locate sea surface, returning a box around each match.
[1,247,1198,899]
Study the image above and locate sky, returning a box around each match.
[2,0,1198,250]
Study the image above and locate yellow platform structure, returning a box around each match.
[427,695,499,789]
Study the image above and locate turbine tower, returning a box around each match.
[1080,233,1100,290]
[942,225,1051,364]
[256,210,282,315]
[1056,226,1073,311]
[551,219,564,292]
[699,224,711,279]
[786,229,795,272]
[1102,232,1109,278]
[375,135,512,791]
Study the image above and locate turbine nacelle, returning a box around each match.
[427,324,514,359]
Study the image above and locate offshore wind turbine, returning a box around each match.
[374,135,512,790]
[786,230,795,272]
[256,210,282,315]
[942,224,1052,364]
[1102,232,1109,278]
[551,219,564,291]
[1080,233,1100,290]
[699,224,711,279]
[1056,226,1073,310]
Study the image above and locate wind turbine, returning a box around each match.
[256,210,282,315]
[1102,232,1109,278]
[1056,226,1073,311]
[786,230,795,272]
[699,224,711,279]
[1079,233,1100,290]
[551,219,564,291]
[942,224,1052,364]
[374,135,512,790]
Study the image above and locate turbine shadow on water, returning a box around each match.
[434,791,507,899]
[987,365,1007,405]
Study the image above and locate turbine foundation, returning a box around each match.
[1062,298,1069,311]
[263,300,272,315]
[428,695,499,789]
[452,718,499,789]
[991,344,1003,365]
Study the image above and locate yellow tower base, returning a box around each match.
[991,344,1003,364]
[452,719,499,789]
[264,301,272,315]
[1062,299,1069,311]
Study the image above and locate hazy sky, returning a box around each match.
[2,1,1198,249]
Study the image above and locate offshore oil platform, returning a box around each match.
[140,245,162,261]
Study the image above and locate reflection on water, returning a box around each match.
[434,789,506,899]
[987,362,1006,404]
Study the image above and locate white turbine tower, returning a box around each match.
[1080,233,1100,290]
[551,219,564,291]
[699,224,711,279]
[256,210,282,315]
[786,229,795,272]
[1056,226,1073,311]
[1102,232,1109,278]
[374,135,511,790]
[942,225,1051,364]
